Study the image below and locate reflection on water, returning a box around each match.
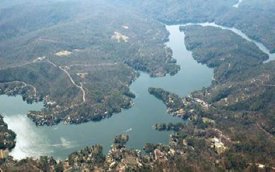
[1,25,213,160]
[233,0,243,8]
[4,114,51,159]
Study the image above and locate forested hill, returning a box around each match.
[0,0,179,125]
[1,0,274,125]
[0,0,275,171]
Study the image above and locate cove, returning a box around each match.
[0,25,213,160]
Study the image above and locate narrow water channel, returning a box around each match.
[183,22,275,63]
[1,25,214,160]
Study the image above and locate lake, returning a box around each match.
[0,25,213,160]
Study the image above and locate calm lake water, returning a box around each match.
[1,25,213,160]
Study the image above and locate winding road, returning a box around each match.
[46,59,87,103]
[59,66,86,103]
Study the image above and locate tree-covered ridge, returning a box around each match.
[114,0,275,53]
[0,0,179,125]
[0,0,275,171]
[169,25,275,168]
[182,25,268,82]
[182,25,275,122]
[0,0,274,126]
[0,0,178,76]
[215,0,275,53]
[143,25,275,170]
[0,115,16,151]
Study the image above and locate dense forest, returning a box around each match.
[0,0,275,171]
[0,0,179,125]
[0,0,274,126]
[0,116,16,151]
